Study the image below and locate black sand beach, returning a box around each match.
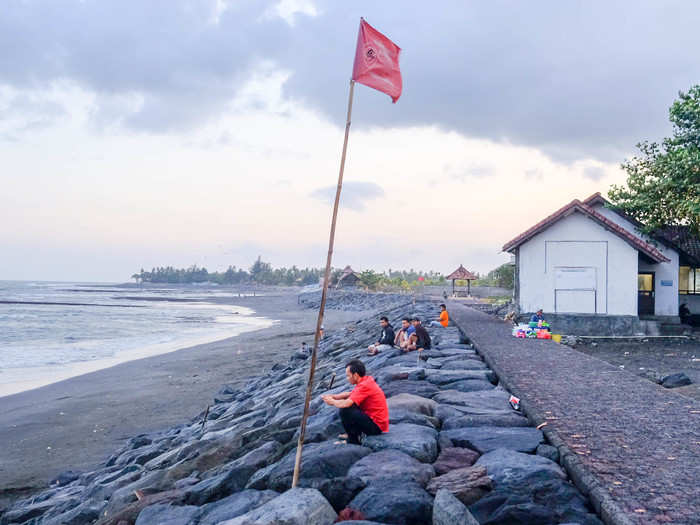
[0,290,362,510]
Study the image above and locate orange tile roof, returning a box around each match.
[446,265,478,280]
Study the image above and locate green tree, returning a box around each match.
[489,263,514,289]
[249,256,272,283]
[359,270,381,290]
[609,85,700,235]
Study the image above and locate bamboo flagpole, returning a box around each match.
[291,79,355,488]
[291,18,402,488]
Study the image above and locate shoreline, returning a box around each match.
[0,291,364,511]
[0,305,274,399]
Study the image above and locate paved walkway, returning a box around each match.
[448,301,700,525]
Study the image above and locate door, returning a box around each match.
[554,267,597,313]
[638,272,655,315]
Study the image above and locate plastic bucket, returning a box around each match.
[551,334,562,343]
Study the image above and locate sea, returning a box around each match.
[0,281,274,398]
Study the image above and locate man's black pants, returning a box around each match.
[339,405,382,444]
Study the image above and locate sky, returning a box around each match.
[2,0,700,282]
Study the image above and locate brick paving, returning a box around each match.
[448,301,700,525]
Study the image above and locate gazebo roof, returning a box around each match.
[341,265,356,275]
[446,265,477,280]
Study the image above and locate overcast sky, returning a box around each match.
[2,0,699,282]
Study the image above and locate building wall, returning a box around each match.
[518,211,638,315]
[592,204,679,316]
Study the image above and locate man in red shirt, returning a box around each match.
[321,359,389,444]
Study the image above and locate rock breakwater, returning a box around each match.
[2,295,603,524]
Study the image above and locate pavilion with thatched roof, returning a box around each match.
[337,265,361,288]
[446,264,478,296]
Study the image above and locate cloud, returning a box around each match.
[446,162,494,182]
[524,168,543,181]
[2,1,699,162]
[310,181,385,211]
[583,165,606,181]
[262,0,318,26]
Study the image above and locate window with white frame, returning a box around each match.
[679,266,700,294]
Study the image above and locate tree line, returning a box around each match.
[131,258,323,286]
[131,258,516,290]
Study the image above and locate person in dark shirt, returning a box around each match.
[530,309,545,325]
[405,317,431,352]
[680,303,691,324]
[368,316,395,355]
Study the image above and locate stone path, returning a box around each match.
[448,301,700,525]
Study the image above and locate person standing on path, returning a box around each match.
[321,359,389,445]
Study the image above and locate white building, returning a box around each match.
[502,193,700,328]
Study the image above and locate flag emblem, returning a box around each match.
[352,19,402,103]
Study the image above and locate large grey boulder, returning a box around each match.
[661,372,692,388]
[433,345,473,352]
[376,365,426,384]
[387,393,438,416]
[433,447,480,475]
[41,501,105,525]
[336,522,388,525]
[473,449,573,522]
[195,489,279,525]
[438,360,488,371]
[299,407,344,443]
[469,468,602,525]
[536,444,560,463]
[348,481,433,524]
[439,379,494,393]
[347,449,435,487]
[264,441,371,491]
[432,488,480,525]
[441,426,544,454]
[441,413,530,429]
[426,466,491,505]
[433,389,512,415]
[382,380,440,399]
[184,441,280,504]
[363,423,438,463]
[389,409,440,429]
[135,504,200,525]
[298,476,366,512]
[424,369,495,386]
[475,448,566,486]
[384,353,430,367]
[220,488,337,525]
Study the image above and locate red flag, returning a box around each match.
[352,18,402,103]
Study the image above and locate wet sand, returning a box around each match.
[0,290,363,511]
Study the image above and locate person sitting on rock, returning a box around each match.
[321,359,389,445]
[405,317,431,352]
[394,317,414,349]
[530,309,550,331]
[428,304,449,328]
[368,316,395,355]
